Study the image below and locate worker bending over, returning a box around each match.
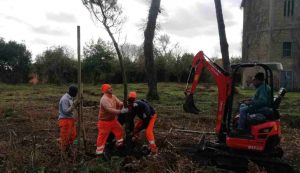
[96,84,128,156]
[58,85,79,152]
[127,91,158,155]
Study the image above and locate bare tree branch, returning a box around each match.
[82,0,128,105]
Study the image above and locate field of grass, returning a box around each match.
[0,83,299,172]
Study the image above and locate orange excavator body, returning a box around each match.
[183,51,232,136]
[184,51,285,152]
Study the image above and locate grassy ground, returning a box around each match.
[0,83,299,172]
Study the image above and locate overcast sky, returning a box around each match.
[0,0,243,60]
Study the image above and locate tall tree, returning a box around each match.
[174,53,194,83]
[82,0,128,104]
[0,39,32,84]
[34,46,77,84]
[214,0,231,72]
[144,0,161,100]
[82,39,115,84]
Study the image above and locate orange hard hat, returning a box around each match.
[101,84,112,93]
[128,91,137,99]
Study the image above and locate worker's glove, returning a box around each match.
[120,108,129,114]
[133,103,138,107]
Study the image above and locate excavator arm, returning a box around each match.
[183,51,232,135]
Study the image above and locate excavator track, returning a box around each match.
[182,144,294,173]
[212,149,294,173]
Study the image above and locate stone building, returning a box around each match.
[241,0,300,90]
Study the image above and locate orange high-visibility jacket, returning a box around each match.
[98,94,123,121]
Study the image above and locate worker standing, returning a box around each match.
[58,85,79,152]
[96,84,128,156]
[127,91,158,155]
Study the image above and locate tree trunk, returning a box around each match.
[214,0,231,72]
[144,0,161,100]
[104,25,128,106]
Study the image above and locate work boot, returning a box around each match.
[148,144,158,156]
[149,144,158,155]
[96,154,106,161]
[96,152,110,161]
[147,145,158,160]
[115,144,126,156]
[141,145,151,156]
[96,147,104,157]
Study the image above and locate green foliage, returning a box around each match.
[82,40,151,84]
[121,44,146,82]
[0,35,223,86]
[155,55,167,82]
[34,46,77,85]
[153,34,214,83]
[82,39,116,84]
[176,53,195,82]
[0,38,32,83]
[154,52,214,83]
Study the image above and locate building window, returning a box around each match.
[283,42,292,57]
[284,0,294,16]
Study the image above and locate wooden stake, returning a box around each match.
[77,25,82,151]
[76,26,87,154]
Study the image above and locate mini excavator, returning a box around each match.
[183,51,294,172]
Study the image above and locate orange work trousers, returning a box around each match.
[58,118,76,150]
[134,113,157,151]
[96,118,124,155]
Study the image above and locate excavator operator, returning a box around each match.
[237,72,272,132]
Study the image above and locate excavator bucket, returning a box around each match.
[183,94,200,114]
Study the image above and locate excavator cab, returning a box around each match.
[229,63,285,130]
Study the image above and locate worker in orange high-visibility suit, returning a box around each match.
[127,91,158,155]
[58,85,79,152]
[96,84,129,156]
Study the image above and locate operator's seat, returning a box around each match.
[247,88,286,126]
[247,108,273,126]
